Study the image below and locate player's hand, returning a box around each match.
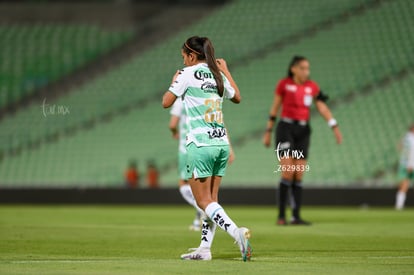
[263,131,271,148]
[216,59,229,73]
[333,127,342,144]
[170,128,179,139]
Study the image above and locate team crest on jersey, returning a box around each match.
[305,87,312,94]
[286,84,297,92]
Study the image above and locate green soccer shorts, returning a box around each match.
[185,142,230,180]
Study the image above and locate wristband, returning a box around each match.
[328,118,338,128]
[269,115,276,121]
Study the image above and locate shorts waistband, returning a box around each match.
[280,117,308,126]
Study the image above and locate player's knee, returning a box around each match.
[195,198,213,211]
[282,171,294,181]
[294,172,304,182]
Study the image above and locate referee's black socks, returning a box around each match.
[278,178,291,219]
[291,180,303,220]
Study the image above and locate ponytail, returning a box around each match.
[182,36,224,97]
[203,38,224,97]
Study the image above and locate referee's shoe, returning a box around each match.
[290,218,312,226]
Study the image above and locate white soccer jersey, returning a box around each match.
[400,132,414,169]
[170,98,187,154]
[168,63,235,147]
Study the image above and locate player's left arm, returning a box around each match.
[217,58,241,104]
[315,95,342,145]
[225,126,235,165]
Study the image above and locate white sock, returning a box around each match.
[199,219,217,249]
[192,211,201,227]
[179,185,202,211]
[204,202,238,240]
[396,191,406,210]
[179,184,195,206]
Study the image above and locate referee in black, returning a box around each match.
[263,56,342,225]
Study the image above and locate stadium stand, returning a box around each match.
[0,24,133,108]
[0,0,371,155]
[0,0,413,187]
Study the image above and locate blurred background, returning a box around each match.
[0,0,413,192]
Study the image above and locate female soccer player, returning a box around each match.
[263,55,342,225]
[395,124,414,210]
[162,36,252,261]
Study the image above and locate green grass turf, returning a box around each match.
[0,205,413,274]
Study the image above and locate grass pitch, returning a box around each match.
[0,205,413,274]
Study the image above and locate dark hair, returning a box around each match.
[182,36,224,97]
[287,55,307,78]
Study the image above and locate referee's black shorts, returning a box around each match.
[275,120,311,160]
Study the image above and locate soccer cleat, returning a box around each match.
[188,221,201,231]
[180,247,212,261]
[235,227,252,262]
[188,224,201,231]
[188,217,201,231]
[277,218,287,226]
[290,218,312,226]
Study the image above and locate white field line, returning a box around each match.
[2,256,414,264]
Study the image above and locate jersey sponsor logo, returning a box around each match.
[201,81,218,94]
[194,69,214,81]
[207,127,227,139]
[286,84,297,92]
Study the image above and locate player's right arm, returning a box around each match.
[263,94,282,148]
[163,70,184,108]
